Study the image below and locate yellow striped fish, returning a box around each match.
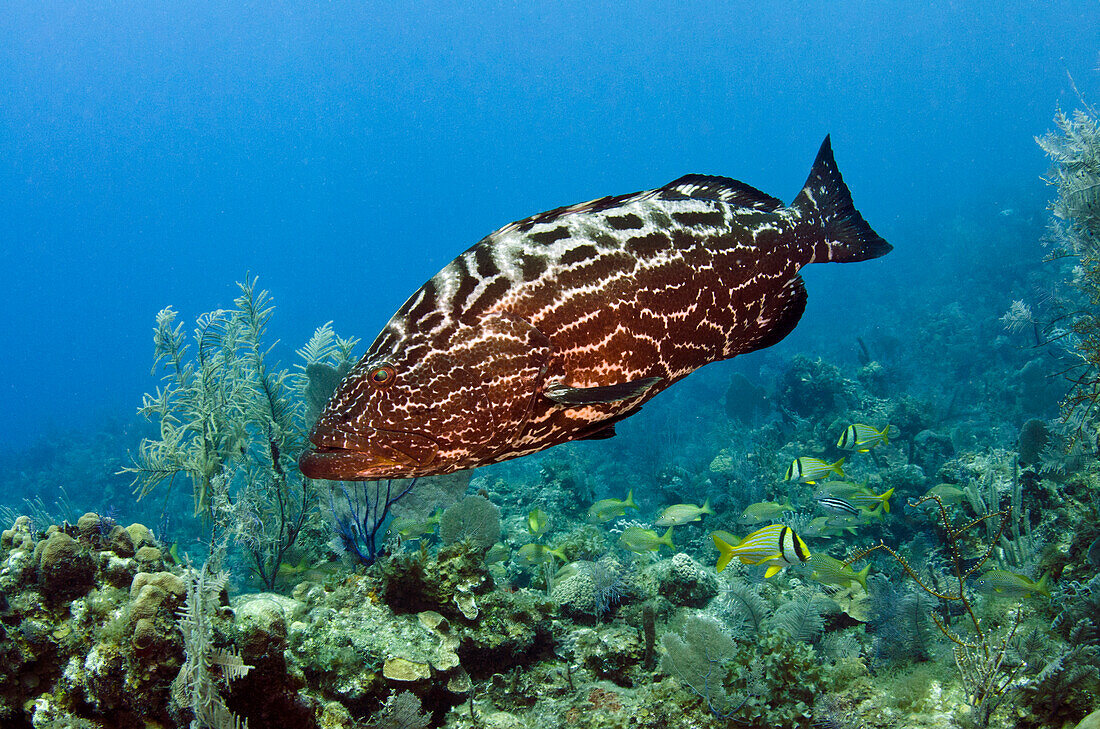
[813,481,866,500]
[808,553,870,591]
[837,423,892,452]
[973,570,1052,599]
[845,486,894,513]
[712,524,811,578]
[784,456,845,484]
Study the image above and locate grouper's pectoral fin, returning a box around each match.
[544,376,661,406]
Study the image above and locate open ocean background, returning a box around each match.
[0,1,1097,506]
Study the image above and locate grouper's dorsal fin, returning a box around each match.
[500,189,659,237]
[660,174,784,212]
[544,376,661,406]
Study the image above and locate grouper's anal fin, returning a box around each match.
[752,275,808,352]
[544,376,661,406]
[575,422,618,441]
[573,405,647,440]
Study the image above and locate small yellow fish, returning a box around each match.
[924,484,966,505]
[713,524,810,578]
[837,423,892,452]
[619,526,675,553]
[515,542,568,566]
[711,530,742,547]
[825,509,881,530]
[845,487,894,513]
[655,500,714,527]
[527,508,550,537]
[485,543,509,565]
[586,490,639,523]
[801,516,836,538]
[737,500,794,525]
[389,513,439,540]
[808,553,870,591]
[813,481,867,500]
[784,457,845,484]
[277,555,312,577]
[973,570,1051,598]
[802,515,862,537]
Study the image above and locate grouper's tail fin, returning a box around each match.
[791,135,892,264]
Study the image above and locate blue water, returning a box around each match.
[0,1,1095,451]
[4,7,1100,729]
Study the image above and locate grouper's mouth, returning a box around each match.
[298,426,440,481]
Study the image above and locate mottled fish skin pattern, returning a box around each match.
[299,136,891,480]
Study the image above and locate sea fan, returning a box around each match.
[439,495,501,550]
[367,691,431,729]
[1001,300,1034,333]
[868,574,934,665]
[326,479,420,564]
[812,693,864,729]
[660,612,738,717]
[821,629,862,663]
[716,575,769,634]
[772,589,833,643]
[293,321,358,425]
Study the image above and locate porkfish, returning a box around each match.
[299,137,891,480]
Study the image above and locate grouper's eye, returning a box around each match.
[368,364,396,388]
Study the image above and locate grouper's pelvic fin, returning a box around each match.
[791,135,892,264]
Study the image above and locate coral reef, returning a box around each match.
[0,513,184,727]
[551,557,635,620]
[14,118,1100,729]
[646,552,717,608]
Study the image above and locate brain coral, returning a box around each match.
[36,531,94,601]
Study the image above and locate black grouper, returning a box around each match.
[299,136,891,480]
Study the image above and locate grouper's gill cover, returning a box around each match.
[299,136,891,480]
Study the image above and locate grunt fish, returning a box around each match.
[587,490,639,523]
[737,499,794,525]
[618,526,675,554]
[924,484,967,505]
[814,495,860,518]
[813,481,867,500]
[801,516,839,538]
[837,423,892,452]
[807,552,870,591]
[527,508,550,537]
[299,138,890,480]
[830,512,881,531]
[713,524,811,578]
[785,456,846,484]
[515,542,567,567]
[973,570,1051,599]
[845,487,894,514]
[655,500,714,527]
